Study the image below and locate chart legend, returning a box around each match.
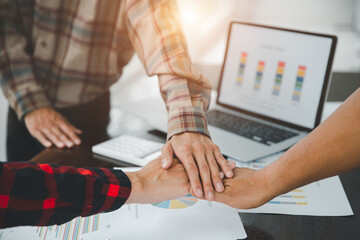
[253,61,265,90]
[292,65,306,101]
[152,194,198,209]
[236,52,248,85]
[272,61,285,96]
[268,189,308,205]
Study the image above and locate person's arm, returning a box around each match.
[122,0,234,201]
[0,158,189,228]
[213,88,360,209]
[0,1,81,148]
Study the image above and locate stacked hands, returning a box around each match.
[25,107,269,209]
[125,157,271,209]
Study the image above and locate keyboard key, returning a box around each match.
[207,110,298,145]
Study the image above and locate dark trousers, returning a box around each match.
[7,92,110,162]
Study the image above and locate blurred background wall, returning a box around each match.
[177,0,360,86]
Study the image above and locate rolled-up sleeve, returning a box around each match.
[0,162,131,228]
[123,0,212,140]
[0,0,50,119]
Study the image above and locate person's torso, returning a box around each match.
[23,0,135,107]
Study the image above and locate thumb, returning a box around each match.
[161,142,174,170]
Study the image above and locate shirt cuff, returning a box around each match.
[99,169,132,213]
[9,86,51,120]
[167,106,210,140]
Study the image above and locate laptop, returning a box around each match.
[207,22,337,162]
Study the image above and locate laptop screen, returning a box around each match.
[217,22,336,130]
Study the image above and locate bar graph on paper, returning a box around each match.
[231,151,354,216]
[268,189,308,206]
[234,152,311,208]
[36,215,102,240]
[0,213,112,240]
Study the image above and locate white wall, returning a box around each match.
[0,93,7,162]
[178,0,360,72]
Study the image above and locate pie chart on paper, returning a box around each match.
[151,194,198,209]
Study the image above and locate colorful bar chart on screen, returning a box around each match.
[272,61,286,96]
[253,61,265,90]
[236,52,248,85]
[292,65,306,101]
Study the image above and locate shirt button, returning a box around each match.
[40,40,47,48]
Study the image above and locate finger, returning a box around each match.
[190,188,206,200]
[194,150,214,201]
[228,160,236,169]
[42,128,65,148]
[161,142,173,169]
[33,131,52,148]
[206,150,224,193]
[74,128,82,134]
[214,146,233,178]
[69,124,82,135]
[59,122,81,146]
[219,171,225,180]
[181,155,204,198]
[51,126,74,148]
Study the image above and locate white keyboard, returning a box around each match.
[92,135,164,166]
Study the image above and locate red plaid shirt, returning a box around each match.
[0,162,131,229]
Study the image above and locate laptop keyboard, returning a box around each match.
[206,110,299,145]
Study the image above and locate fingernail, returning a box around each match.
[196,188,203,198]
[161,159,169,168]
[59,143,64,147]
[75,139,81,145]
[45,142,51,148]
[219,171,225,179]
[226,170,233,177]
[227,161,235,167]
[216,182,224,192]
[207,191,214,200]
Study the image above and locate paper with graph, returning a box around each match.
[232,152,353,216]
[111,199,246,240]
[111,167,246,239]
[0,212,112,240]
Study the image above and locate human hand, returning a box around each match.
[24,107,82,148]
[125,157,190,204]
[160,132,235,201]
[208,168,272,209]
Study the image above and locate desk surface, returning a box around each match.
[29,108,360,240]
[29,74,360,240]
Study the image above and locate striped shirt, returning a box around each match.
[0,0,211,139]
[0,162,131,228]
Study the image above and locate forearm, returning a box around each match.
[261,88,360,198]
[123,0,212,139]
[0,162,131,228]
[160,74,212,139]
